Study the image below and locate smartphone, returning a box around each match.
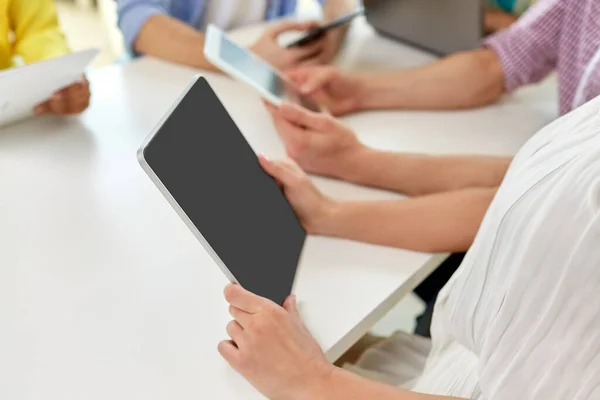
[286,8,365,48]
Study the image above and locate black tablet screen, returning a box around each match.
[142,77,306,305]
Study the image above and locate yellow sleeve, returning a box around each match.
[9,0,70,64]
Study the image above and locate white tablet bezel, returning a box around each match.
[137,77,308,299]
[204,24,310,109]
[137,78,239,286]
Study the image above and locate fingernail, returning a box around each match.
[53,93,62,101]
[34,106,42,115]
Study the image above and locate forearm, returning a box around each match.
[321,0,355,49]
[133,15,218,71]
[316,187,497,253]
[335,146,510,196]
[323,0,356,20]
[355,49,505,111]
[306,366,466,400]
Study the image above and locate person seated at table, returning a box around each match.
[274,0,600,337]
[116,0,355,71]
[484,0,536,32]
[287,0,595,117]
[0,0,91,115]
[220,92,600,399]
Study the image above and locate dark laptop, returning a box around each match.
[364,0,484,56]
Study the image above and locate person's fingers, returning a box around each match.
[264,102,314,157]
[226,320,245,346]
[36,76,90,116]
[223,283,270,314]
[229,305,252,328]
[296,57,323,68]
[283,295,299,317]
[258,155,298,187]
[218,340,242,369]
[277,158,304,176]
[62,79,91,114]
[272,116,311,159]
[299,67,338,93]
[285,40,325,66]
[262,100,278,116]
[271,104,300,131]
[68,81,85,96]
[67,95,91,114]
[267,19,320,37]
[312,46,337,66]
[48,93,69,115]
[285,67,315,86]
[283,294,308,330]
[279,102,334,131]
[295,35,326,56]
[34,101,51,115]
[69,99,91,114]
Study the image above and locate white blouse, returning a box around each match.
[354,95,600,399]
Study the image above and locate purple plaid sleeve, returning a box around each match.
[484,0,565,92]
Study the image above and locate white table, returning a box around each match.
[0,19,557,400]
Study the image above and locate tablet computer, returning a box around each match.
[204,24,324,113]
[138,77,306,305]
[0,48,99,127]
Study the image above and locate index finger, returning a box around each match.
[285,67,313,85]
[34,100,51,115]
[279,102,334,131]
[223,283,271,314]
[258,154,300,187]
[267,19,320,37]
[262,99,278,115]
[299,67,338,93]
[285,39,325,64]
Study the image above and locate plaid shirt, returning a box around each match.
[485,0,600,115]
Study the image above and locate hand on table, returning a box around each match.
[264,102,363,179]
[34,76,91,116]
[250,20,325,70]
[219,284,333,400]
[286,66,363,116]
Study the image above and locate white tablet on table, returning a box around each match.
[204,24,325,112]
[0,48,99,127]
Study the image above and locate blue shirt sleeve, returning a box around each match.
[116,0,171,52]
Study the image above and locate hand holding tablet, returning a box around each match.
[204,24,326,113]
[0,48,98,126]
[34,76,91,116]
[138,77,306,305]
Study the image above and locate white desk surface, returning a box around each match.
[0,19,557,400]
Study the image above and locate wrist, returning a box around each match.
[284,363,338,400]
[352,73,374,112]
[332,144,377,184]
[313,199,348,238]
[355,71,405,111]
